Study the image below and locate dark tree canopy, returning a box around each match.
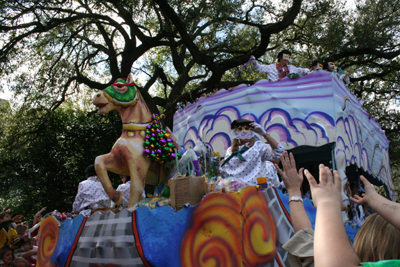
[1,0,399,119]
[0,0,326,123]
[0,107,122,219]
[1,0,399,126]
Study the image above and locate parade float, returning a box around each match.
[174,71,394,200]
[36,71,394,267]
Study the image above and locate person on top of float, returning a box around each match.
[310,60,324,71]
[219,119,285,186]
[323,57,350,86]
[249,49,310,81]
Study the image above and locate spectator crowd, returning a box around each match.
[0,207,45,267]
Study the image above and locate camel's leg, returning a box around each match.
[128,158,151,208]
[94,153,124,205]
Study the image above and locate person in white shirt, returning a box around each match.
[265,161,281,187]
[220,119,285,186]
[250,49,310,81]
[72,164,111,216]
[115,175,147,208]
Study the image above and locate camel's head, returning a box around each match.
[93,73,138,114]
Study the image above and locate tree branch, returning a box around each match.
[335,48,400,61]
[351,70,393,83]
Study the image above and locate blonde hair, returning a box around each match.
[230,137,257,152]
[15,225,27,235]
[353,213,400,262]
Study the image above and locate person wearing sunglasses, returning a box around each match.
[220,119,285,186]
[250,49,310,82]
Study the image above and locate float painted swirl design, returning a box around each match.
[241,187,276,265]
[180,186,276,267]
[37,216,59,267]
[181,192,242,267]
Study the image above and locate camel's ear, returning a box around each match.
[126,73,134,84]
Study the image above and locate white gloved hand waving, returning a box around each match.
[250,122,267,136]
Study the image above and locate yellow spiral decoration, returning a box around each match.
[181,186,276,267]
[241,187,276,265]
[181,193,242,267]
[37,216,59,267]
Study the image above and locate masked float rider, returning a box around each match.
[250,49,310,81]
[323,57,350,86]
[310,60,324,71]
[220,119,285,186]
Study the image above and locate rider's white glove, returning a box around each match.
[251,122,267,136]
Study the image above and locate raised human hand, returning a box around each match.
[349,175,377,206]
[249,122,266,136]
[305,164,342,209]
[12,215,23,223]
[35,207,46,216]
[275,151,304,192]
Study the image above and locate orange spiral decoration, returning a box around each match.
[181,193,242,267]
[241,187,276,265]
[37,216,59,267]
[181,186,276,267]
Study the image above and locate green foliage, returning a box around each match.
[0,107,122,220]
[0,99,10,113]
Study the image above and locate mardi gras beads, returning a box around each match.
[143,114,181,163]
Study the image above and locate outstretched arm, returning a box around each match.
[0,215,23,230]
[350,175,400,230]
[33,207,46,225]
[12,215,23,224]
[249,56,278,79]
[305,165,360,267]
[291,65,310,76]
[21,250,37,259]
[276,152,311,232]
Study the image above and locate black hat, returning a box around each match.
[231,119,253,129]
[85,164,96,176]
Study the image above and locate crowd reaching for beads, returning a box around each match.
[276,152,400,266]
[217,118,400,266]
[0,207,46,267]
